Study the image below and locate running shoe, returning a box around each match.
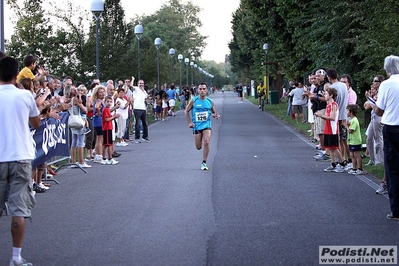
[347,169,356,174]
[354,169,364,175]
[334,165,345,173]
[387,213,399,220]
[9,258,33,266]
[316,154,331,162]
[376,182,388,195]
[324,165,336,172]
[201,162,208,171]
[107,158,119,165]
[77,163,92,168]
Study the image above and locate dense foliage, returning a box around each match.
[5,0,227,87]
[228,0,399,96]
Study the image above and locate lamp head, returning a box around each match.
[154,38,162,49]
[134,25,143,40]
[91,0,104,13]
[178,54,183,62]
[263,43,269,53]
[169,48,176,56]
[184,58,189,65]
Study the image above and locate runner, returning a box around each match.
[185,83,220,170]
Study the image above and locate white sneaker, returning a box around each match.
[107,158,119,165]
[354,169,364,175]
[121,141,128,146]
[10,258,33,266]
[116,142,123,147]
[101,159,108,165]
[38,182,50,190]
[334,165,345,173]
[93,155,102,163]
[78,163,92,168]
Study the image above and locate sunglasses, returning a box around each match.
[373,80,380,82]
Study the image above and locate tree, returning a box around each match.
[228,0,399,97]
[85,0,133,81]
[6,0,53,66]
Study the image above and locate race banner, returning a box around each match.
[31,112,70,168]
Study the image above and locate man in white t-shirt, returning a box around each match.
[132,78,151,143]
[375,55,399,220]
[0,56,40,266]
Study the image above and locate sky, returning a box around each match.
[3,0,241,63]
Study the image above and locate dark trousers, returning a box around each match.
[85,117,95,150]
[133,109,148,140]
[383,125,399,216]
[123,110,132,140]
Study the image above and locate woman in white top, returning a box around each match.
[65,85,91,168]
[115,86,130,146]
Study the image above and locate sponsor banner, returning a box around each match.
[31,112,69,168]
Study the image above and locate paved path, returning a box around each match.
[1,91,397,266]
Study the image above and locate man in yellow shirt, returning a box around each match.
[257,82,266,109]
[16,55,47,83]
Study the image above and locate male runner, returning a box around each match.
[185,83,220,170]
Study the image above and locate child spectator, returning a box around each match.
[115,87,130,146]
[346,104,363,174]
[155,91,162,120]
[162,92,169,121]
[315,87,346,172]
[16,55,48,83]
[101,96,120,165]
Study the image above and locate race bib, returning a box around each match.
[195,111,208,122]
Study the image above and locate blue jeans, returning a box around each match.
[286,100,292,116]
[180,96,186,109]
[383,125,399,216]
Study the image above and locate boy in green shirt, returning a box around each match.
[347,104,363,174]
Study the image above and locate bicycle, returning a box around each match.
[258,94,265,111]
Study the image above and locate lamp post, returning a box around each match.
[0,0,4,52]
[194,64,198,86]
[169,48,175,84]
[184,58,189,86]
[263,43,269,101]
[178,54,183,90]
[190,61,194,86]
[134,24,143,79]
[154,38,162,89]
[91,0,104,80]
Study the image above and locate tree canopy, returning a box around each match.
[5,0,227,87]
[228,0,399,95]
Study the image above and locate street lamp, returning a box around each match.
[194,64,197,85]
[263,43,269,99]
[154,37,162,89]
[134,24,143,79]
[0,0,4,52]
[190,61,194,86]
[169,48,175,84]
[91,0,104,80]
[184,58,189,86]
[178,54,183,90]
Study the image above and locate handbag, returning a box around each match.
[68,98,85,129]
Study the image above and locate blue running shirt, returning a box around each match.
[192,96,213,131]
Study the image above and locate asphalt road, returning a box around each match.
[1,91,397,266]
